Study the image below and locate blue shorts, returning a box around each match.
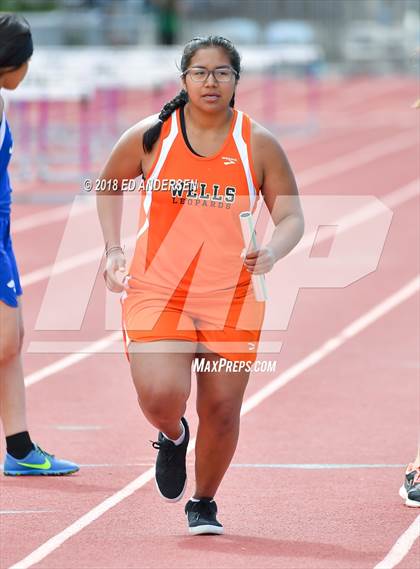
[0,215,22,308]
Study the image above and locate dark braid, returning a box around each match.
[143,90,187,152]
[159,89,188,121]
[143,35,241,153]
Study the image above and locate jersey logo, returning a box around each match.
[7,280,15,290]
[170,181,236,208]
[222,156,237,166]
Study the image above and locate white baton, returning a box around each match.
[239,211,268,302]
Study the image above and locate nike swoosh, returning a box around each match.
[17,457,51,470]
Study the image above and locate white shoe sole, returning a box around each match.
[155,475,187,503]
[399,485,420,507]
[189,524,224,535]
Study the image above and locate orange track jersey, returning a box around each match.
[129,107,261,295]
[122,107,266,362]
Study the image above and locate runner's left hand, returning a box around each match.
[241,246,276,275]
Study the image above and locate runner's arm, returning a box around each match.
[96,124,144,251]
[244,125,304,275]
[96,121,147,292]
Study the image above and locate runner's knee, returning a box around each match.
[137,382,188,420]
[198,399,241,434]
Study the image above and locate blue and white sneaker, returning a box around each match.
[3,444,79,476]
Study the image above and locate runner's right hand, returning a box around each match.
[103,250,128,293]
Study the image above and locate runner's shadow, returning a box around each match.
[177,534,379,562]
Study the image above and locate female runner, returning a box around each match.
[97,35,304,533]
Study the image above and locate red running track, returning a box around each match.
[0,77,419,569]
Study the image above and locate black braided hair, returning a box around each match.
[143,35,241,153]
[143,89,188,153]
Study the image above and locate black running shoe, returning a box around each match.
[185,498,224,535]
[399,464,420,508]
[151,417,189,502]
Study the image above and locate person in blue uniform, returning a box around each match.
[0,14,78,475]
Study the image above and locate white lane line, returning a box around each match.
[20,244,109,288]
[12,199,95,234]
[24,179,419,385]
[373,515,420,569]
[1,511,55,515]
[297,130,418,187]
[8,469,156,569]
[295,179,418,253]
[382,180,419,208]
[232,463,408,469]
[19,133,418,289]
[53,425,105,431]
[337,80,408,110]
[239,276,419,415]
[27,340,282,354]
[249,76,402,116]
[24,332,121,387]
[2,462,406,470]
[9,275,419,569]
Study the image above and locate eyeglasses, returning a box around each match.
[183,67,238,83]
